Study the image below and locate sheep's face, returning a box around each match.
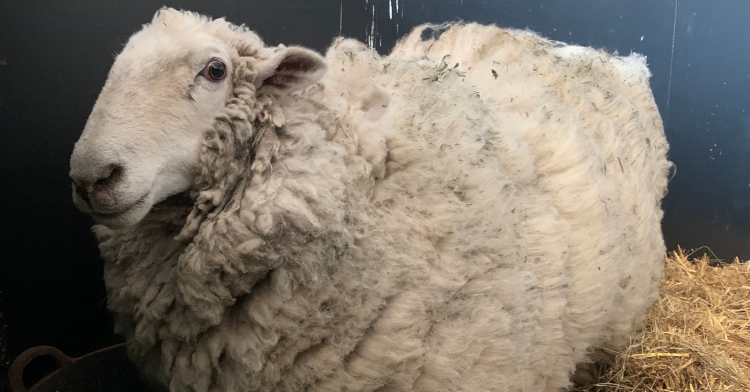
[69,8,326,229]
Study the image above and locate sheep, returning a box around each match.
[68,7,672,392]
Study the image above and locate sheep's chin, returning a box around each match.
[92,193,153,229]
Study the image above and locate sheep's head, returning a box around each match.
[69,8,326,229]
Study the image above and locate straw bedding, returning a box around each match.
[574,249,750,391]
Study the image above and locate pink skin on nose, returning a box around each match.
[90,187,118,209]
[74,180,119,211]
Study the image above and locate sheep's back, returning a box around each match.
[389,23,671,350]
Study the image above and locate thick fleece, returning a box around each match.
[93,18,671,392]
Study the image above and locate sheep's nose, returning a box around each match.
[70,164,123,208]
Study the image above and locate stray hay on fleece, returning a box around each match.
[91,13,671,392]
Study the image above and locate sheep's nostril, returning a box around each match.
[95,164,124,187]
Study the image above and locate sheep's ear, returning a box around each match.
[255,47,327,93]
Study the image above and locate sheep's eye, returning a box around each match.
[200,60,226,81]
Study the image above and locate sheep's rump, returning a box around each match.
[98,23,670,392]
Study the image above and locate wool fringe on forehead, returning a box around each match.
[572,249,750,391]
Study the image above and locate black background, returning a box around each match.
[1,0,749,384]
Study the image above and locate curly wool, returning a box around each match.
[94,22,671,392]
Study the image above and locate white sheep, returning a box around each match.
[68,7,672,392]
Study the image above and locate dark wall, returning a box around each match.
[1,0,748,378]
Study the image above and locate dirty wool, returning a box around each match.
[93,10,671,392]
